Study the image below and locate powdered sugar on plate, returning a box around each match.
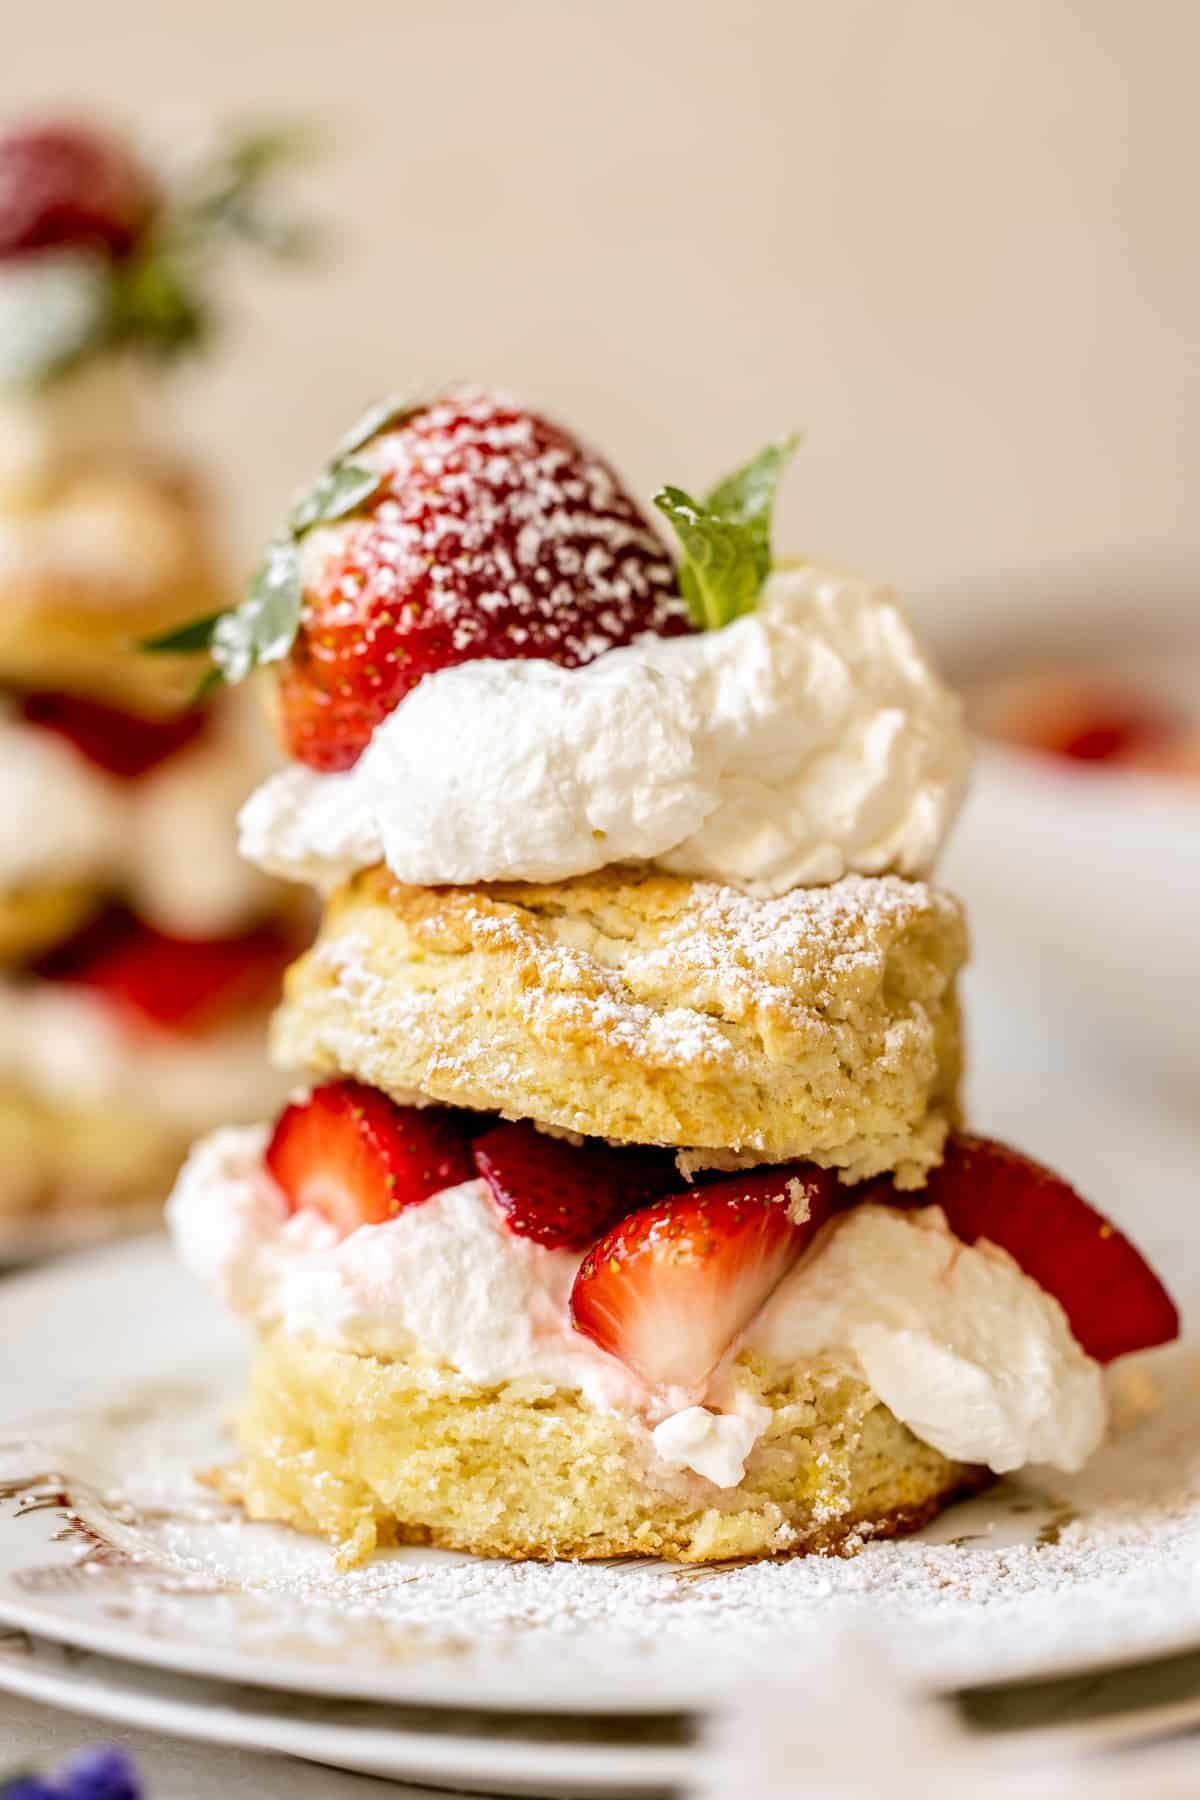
[0,1239,1196,1714]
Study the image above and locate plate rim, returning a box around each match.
[2,1235,1198,1718]
[0,1632,694,1790]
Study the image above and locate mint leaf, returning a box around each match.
[654,486,763,630]
[141,541,301,689]
[141,611,224,654]
[140,388,418,689]
[189,665,226,704]
[177,122,324,262]
[210,537,303,684]
[288,459,382,534]
[108,249,208,360]
[654,434,799,631]
[702,433,799,581]
[335,393,424,458]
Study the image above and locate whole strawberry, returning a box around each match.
[274,389,691,771]
[0,122,156,260]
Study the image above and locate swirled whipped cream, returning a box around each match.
[0,696,274,936]
[169,1126,1105,1485]
[239,562,971,896]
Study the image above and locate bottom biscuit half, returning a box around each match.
[214,1332,988,1567]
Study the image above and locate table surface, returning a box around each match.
[0,1692,456,1798]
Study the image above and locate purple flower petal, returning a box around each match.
[56,1748,140,1800]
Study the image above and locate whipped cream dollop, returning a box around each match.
[747,1206,1105,1473]
[0,697,275,936]
[170,1129,1105,1485]
[239,563,970,897]
[650,1403,770,1489]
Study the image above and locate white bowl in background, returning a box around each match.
[933,562,1200,1091]
[942,739,1199,1089]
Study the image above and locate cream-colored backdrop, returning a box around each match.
[6,0,1197,632]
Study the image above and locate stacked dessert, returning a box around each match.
[167,389,1178,1565]
[0,118,308,1222]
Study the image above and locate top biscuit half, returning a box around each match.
[272,865,966,1187]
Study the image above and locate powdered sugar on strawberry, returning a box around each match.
[280,389,690,771]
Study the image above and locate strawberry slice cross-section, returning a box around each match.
[472,1120,679,1251]
[265,1080,476,1238]
[570,1164,835,1390]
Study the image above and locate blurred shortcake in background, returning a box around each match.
[0,116,316,1237]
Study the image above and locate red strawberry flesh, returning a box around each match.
[473,1121,679,1251]
[570,1165,835,1389]
[279,389,691,772]
[0,122,156,259]
[884,1133,1179,1364]
[34,907,292,1033]
[19,690,209,780]
[977,670,1178,767]
[266,1080,476,1236]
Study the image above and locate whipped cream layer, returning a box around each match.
[0,698,274,936]
[0,985,288,1131]
[169,1127,647,1411]
[239,563,970,897]
[747,1206,1105,1473]
[170,1127,1105,1485]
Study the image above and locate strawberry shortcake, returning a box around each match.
[0,117,310,1221]
[166,389,1178,1563]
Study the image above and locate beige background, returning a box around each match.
[6,0,1197,633]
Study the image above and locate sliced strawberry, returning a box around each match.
[0,122,156,259]
[18,690,209,779]
[472,1121,678,1251]
[570,1166,835,1388]
[265,1080,475,1235]
[891,1134,1179,1364]
[279,388,691,772]
[35,907,292,1032]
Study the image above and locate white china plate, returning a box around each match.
[5,1607,1200,1798]
[0,1629,690,1799]
[0,1198,160,1270]
[0,1230,1197,1717]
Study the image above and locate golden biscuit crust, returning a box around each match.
[0,467,223,710]
[273,866,966,1184]
[220,1333,986,1565]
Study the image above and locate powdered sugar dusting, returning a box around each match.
[355,387,684,656]
[311,872,959,1078]
[0,1223,1196,1709]
[2,1343,1196,1707]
